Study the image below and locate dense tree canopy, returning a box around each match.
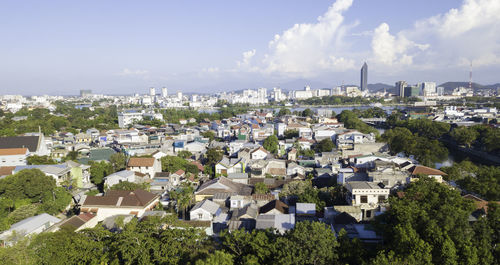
[375,177,498,265]
[441,161,500,200]
[0,169,72,231]
[263,135,279,154]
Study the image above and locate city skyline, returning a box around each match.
[1,0,500,95]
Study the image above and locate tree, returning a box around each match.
[274,221,339,265]
[254,182,269,194]
[263,135,279,154]
[375,177,480,264]
[195,251,234,265]
[110,181,149,191]
[109,153,127,171]
[169,183,194,219]
[178,150,193,159]
[202,131,216,142]
[451,126,479,148]
[89,161,114,188]
[283,130,299,139]
[277,108,291,117]
[27,155,57,165]
[301,108,313,117]
[205,148,223,166]
[316,138,334,152]
[161,155,188,173]
[63,151,79,161]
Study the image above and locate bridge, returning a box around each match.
[360,118,387,126]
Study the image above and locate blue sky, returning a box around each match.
[0,0,499,95]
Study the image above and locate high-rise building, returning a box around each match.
[404,85,420,98]
[149,87,156,96]
[177,91,183,100]
[80,89,92,97]
[360,62,368,91]
[395,81,407,97]
[161,87,168,97]
[420,82,436,97]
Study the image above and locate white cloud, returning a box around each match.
[371,23,428,66]
[237,49,256,68]
[260,0,356,76]
[202,67,220,73]
[118,68,149,77]
[373,0,500,70]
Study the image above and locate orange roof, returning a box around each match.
[173,169,185,175]
[0,148,28,156]
[0,166,15,176]
[128,157,155,167]
[410,165,446,176]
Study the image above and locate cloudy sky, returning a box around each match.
[0,0,499,95]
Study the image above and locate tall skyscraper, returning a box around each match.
[395,81,407,97]
[149,87,156,96]
[80,89,92,97]
[161,87,168,97]
[360,62,368,91]
[420,82,436,97]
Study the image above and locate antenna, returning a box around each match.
[469,61,473,89]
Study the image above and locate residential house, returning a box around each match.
[127,157,161,178]
[0,213,61,246]
[104,170,143,188]
[215,157,245,175]
[0,148,28,166]
[194,176,252,201]
[13,164,72,186]
[345,181,390,220]
[190,199,222,221]
[81,189,160,221]
[250,147,269,160]
[255,214,295,234]
[227,172,249,184]
[55,213,98,232]
[259,200,289,215]
[0,134,49,156]
[408,165,447,183]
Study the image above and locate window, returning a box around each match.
[366,210,372,218]
[360,196,368,203]
[378,195,386,203]
[198,213,203,219]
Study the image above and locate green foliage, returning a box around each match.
[177,150,193,159]
[298,95,383,106]
[316,138,335,152]
[27,155,57,165]
[263,135,279,154]
[161,155,188,173]
[89,161,114,187]
[283,129,299,139]
[185,163,200,175]
[277,108,291,117]
[301,108,313,117]
[109,153,127,171]
[169,183,194,218]
[254,182,269,194]
[0,169,72,231]
[110,181,149,191]
[205,148,223,166]
[337,110,378,134]
[441,161,500,200]
[280,180,343,211]
[450,126,479,147]
[195,250,234,265]
[374,177,489,264]
[382,127,448,167]
[202,131,216,142]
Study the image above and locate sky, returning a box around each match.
[0,0,499,95]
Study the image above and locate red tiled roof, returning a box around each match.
[128,157,155,167]
[174,169,185,176]
[410,165,446,176]
[0,148,28,156]
[0,166,16,176]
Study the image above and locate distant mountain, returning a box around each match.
[367,83,395,93]
[438,82,500,92]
